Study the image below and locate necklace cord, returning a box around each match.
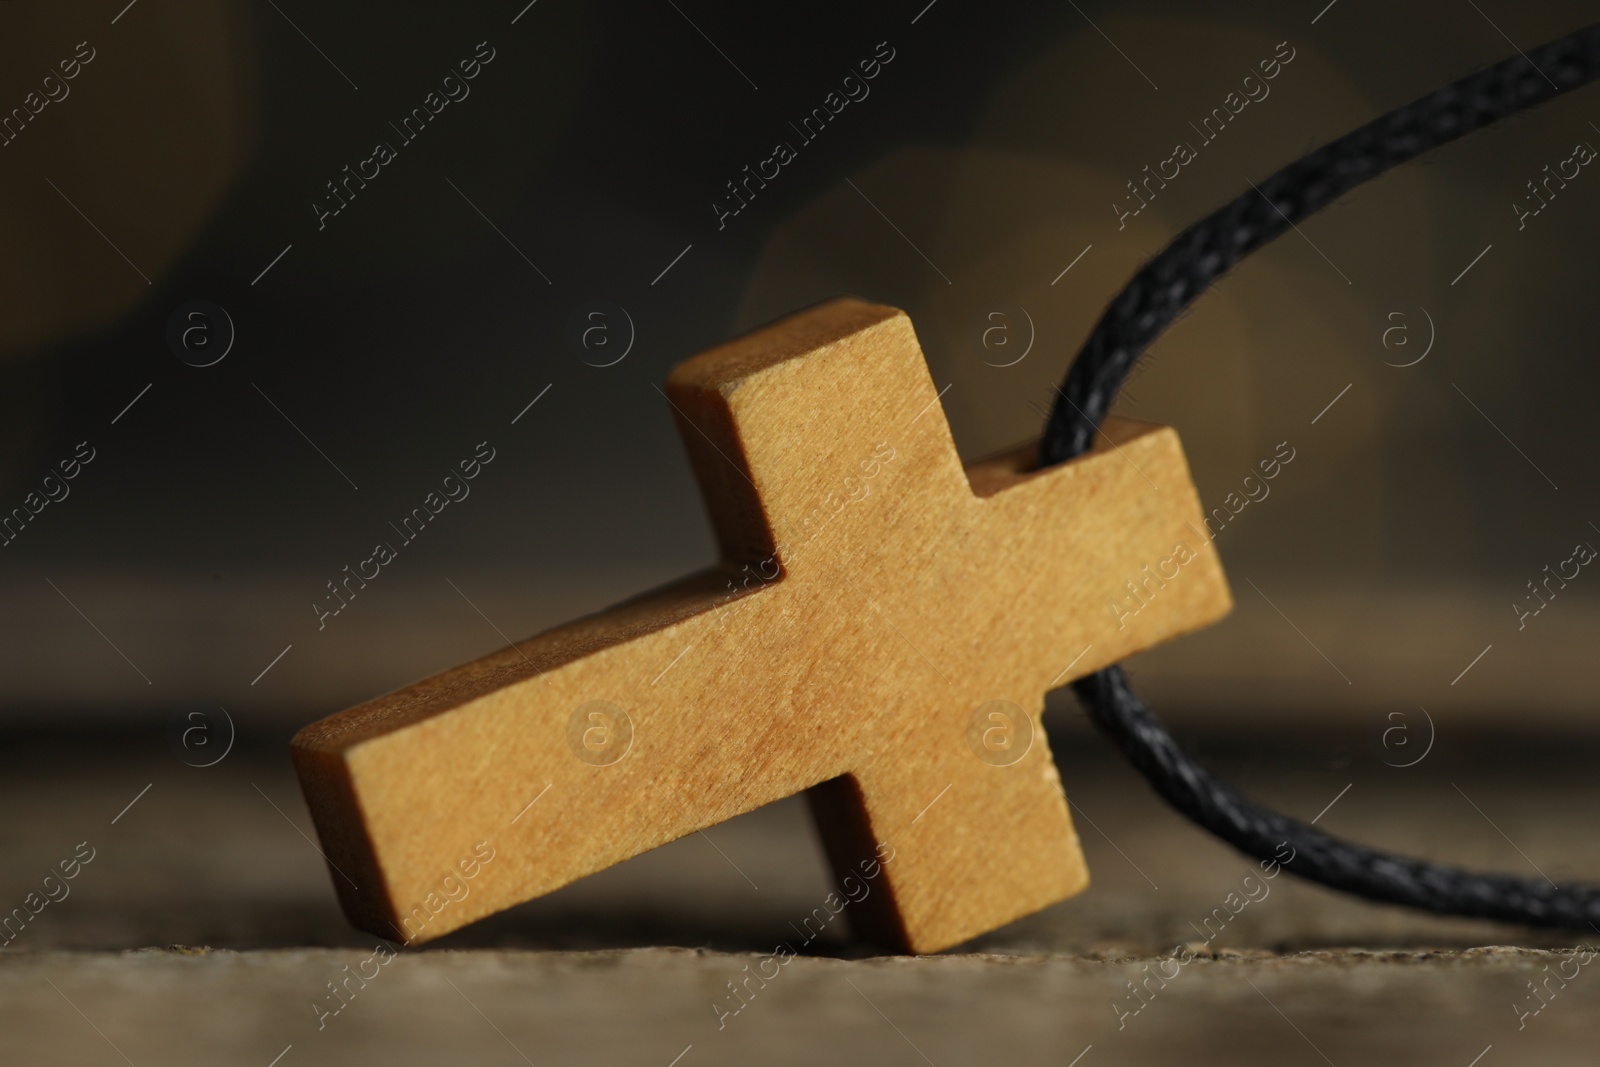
[1042,23,1600,930]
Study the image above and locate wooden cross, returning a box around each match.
[292,298,1231,953]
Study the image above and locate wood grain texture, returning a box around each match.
[291,297,1232,953]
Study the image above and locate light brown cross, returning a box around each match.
[292,298,1231,952]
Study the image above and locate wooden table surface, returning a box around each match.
[2,713,1596,1066]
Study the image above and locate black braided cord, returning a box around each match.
[1044,24,1600,929]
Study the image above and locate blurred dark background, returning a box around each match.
[2,0,1598,738]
